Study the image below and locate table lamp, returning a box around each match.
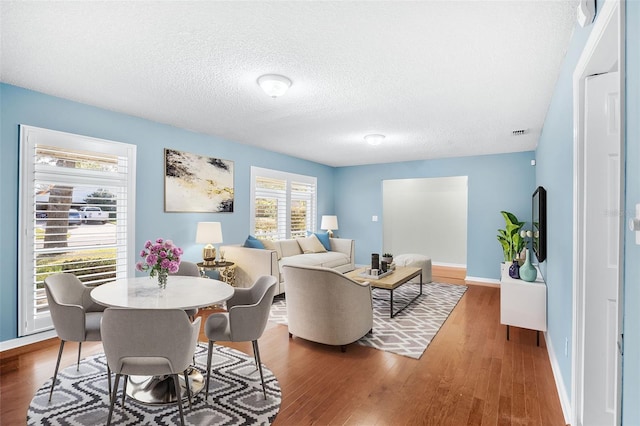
[320,215,339,237]
[196,222,223,266]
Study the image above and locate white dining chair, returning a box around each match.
[204,275,277,400]
[44,273,107,402]
[101,308,201,426]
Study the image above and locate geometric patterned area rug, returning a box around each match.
[28,343,281,425]
[269,282,467,359]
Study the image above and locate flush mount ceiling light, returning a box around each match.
[257,74,292,98]
[364,134,385,146]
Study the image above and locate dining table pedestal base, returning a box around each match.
[125,367,205,405]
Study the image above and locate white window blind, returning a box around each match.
[18,126,136,336]
[250,167,317,241]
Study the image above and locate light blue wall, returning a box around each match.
[535,19,593,402]
[333,152,536,278]
[623,1,640,423]
[0,83,335,342]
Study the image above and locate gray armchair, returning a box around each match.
[282,264,373,352]
[204,275,277,400]
[44,273,106,402]
[173,261,201,319]
[101,308,201,426]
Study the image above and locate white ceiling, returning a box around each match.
[0,1,578,167]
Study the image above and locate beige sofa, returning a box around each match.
[221,237,355,295]
[282,264,373,351]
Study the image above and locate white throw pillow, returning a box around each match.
[262,239,282,260]
[297,234,327,254]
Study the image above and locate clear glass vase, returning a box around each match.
[157,270,168,289]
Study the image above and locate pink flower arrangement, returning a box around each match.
[135,238,183,277]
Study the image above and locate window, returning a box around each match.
[18,126,136,336]
[250,167,317,240]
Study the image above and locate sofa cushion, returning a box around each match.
[312,231,332,251]
[280,239,303,257]
[279,252,350,272]
[243,235,265,249]
[261,239,282,260]
[297,235,327,254]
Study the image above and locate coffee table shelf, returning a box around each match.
[347,266,423,318]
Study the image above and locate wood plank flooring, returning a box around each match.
[0,282,566,425]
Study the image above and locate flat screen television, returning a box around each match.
[532,186,547,263]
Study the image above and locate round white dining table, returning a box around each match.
[90,275,234,310]
[90,275,235,405]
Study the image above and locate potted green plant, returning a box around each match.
[497,211,525,264]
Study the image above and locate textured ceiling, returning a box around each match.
[0,1,578,167]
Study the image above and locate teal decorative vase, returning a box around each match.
[519,249,537,282]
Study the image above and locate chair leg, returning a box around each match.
[183,370,192,409]
[205,340,214,399]
[107,365,112,400]
[48,340,65,402]
[252,345,260,370]
[122,375,128,407]
[173,374,185,426]
[107,374,121,426]
[76,341,82,371]
[252,340,267,400]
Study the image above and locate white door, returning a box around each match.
[582,71,622,425]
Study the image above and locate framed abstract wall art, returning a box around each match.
[164,148,234,212]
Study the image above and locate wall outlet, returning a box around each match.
[564,337,569,357]
[372,215,378,222]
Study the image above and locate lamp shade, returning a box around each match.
[195,222,223,244]
[320,215,339,231]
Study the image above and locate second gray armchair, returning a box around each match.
[44,273,107,402]
[204,275,277,400]
[101,308,201,426]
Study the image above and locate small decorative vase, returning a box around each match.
[157,270,168,289]
[508,259,520,279]
[519,249,537,282]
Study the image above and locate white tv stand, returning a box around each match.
[500,266,547,346]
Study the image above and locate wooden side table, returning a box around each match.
[196,261,236,286]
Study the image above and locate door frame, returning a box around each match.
[572,1,625,425]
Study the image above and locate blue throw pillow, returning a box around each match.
[244,235,265,249]
[313,231,331,251]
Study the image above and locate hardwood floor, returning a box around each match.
[0,282,566,425]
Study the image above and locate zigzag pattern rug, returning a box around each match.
[270,282,467,359]
[28,344,281,425]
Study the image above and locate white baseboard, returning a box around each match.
[465,276,500,286]
[544,331,573,425]
[432,261,467,268]
[0,330,57,352]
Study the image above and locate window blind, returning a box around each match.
[250,167,317,241]
[19,126,136,336]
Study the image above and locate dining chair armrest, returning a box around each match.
[50,303,87,341]
[226,287,253,309]
[228,303,267,342]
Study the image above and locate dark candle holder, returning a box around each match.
[371,253,379,271]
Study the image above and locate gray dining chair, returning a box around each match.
[44,273,107,402]
[204,275,277,400]
[173,261,201,319]
[101,308,201,426]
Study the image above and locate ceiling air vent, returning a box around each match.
[512,129,527,136]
